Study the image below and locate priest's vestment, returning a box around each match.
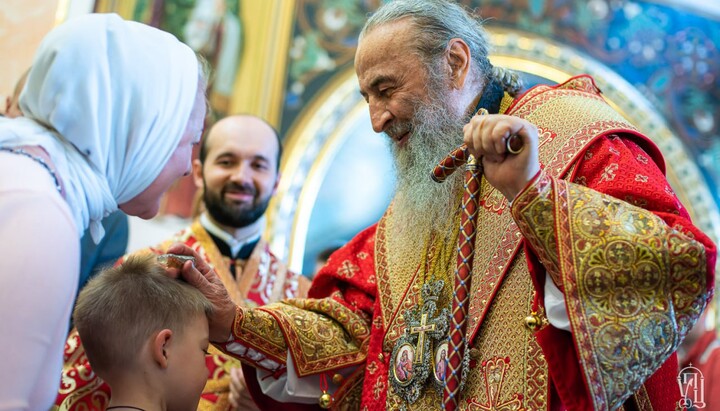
[216,76,716,411]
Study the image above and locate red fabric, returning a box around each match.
[308,224,378,313]
[245,225,381,407]
[246,133,716,410]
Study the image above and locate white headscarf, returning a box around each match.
[0,13,199,242]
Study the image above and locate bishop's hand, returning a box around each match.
[164,243,237,343]
[462,113,540,201]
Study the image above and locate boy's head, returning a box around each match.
[73,254,213,409]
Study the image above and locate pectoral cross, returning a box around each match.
[410,312,436,364]
[390,279,450,404]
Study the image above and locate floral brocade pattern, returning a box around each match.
[232,305,290,365]
[513,173,709,410]
[54,330,110,411]
[275,298,371,375]
[234,298,371,376]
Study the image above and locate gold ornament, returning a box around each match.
[524,307,548,332]
[524,313,542,331]
[318,392,334,409]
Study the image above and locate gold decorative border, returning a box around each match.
[230,0,295,126]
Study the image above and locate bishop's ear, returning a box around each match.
[445,38,471,89]
[151,329,173,369]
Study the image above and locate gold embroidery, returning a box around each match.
[465,357,524,411]
[513,176,709,410]
[269,298,370,375]
[373,378,386,400]
[466,255,541,410]
[378,76,670,409]
[380,207,460,353]
[338,260,360,278]
[381,251,545,410]
[55,379,109,411]
[333,367,364,411]
[233,305,288,364]
[600,163,619,182]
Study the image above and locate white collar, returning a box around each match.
[199,212,264,257]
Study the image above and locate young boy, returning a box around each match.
[73,254,213,411]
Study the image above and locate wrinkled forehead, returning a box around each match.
[355,20,418,73]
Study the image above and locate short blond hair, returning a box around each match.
[73,254,213,374]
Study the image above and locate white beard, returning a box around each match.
[388,89,467,252]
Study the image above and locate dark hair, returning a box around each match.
[199,115,283,171]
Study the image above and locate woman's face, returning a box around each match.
[119,85,206,219]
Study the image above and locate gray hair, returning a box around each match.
[360,0,522,96]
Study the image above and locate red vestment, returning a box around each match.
[225,77,716,410]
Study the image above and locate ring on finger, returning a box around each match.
[505,134,523,155]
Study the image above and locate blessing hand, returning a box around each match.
[462,113,540,201]
[164,243,237,342]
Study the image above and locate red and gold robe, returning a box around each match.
[53,220,311,411]
[215,76,716,410]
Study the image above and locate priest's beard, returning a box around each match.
[203,180,271,228]
[388,86,467,251]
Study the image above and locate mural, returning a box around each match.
[95,0,242,118]
[284,0,720,204]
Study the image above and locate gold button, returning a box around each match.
[378,353,384,362]
[332,373,344,385]
[524,314,541,331]
[318,392,333,409]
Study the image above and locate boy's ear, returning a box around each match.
[151,329,173,369]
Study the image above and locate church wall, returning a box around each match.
[0,0,95,114]
[0,0,59,107]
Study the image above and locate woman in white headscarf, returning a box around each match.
[0,14,207,408]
